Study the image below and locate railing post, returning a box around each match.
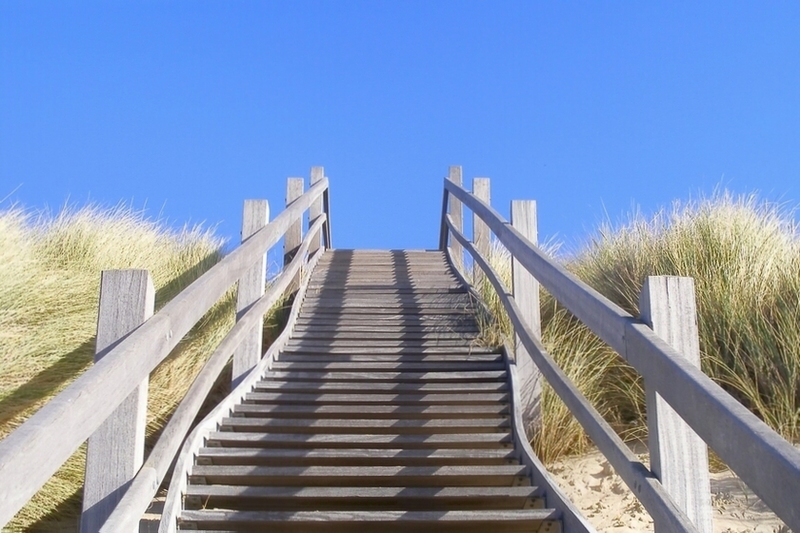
[285,178,305,291]
[81,269,154,533]
[232,199,269,386]
[448,166,464,272]
[640,276,712,533]
[309,166,325,255]
[511,200,542,437]
[472,177,490,285]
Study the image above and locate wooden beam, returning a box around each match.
[472,178,490,286]
[640,277,712,533]
[448,166,464,273]
[233,200,269,386]
[510,200,541,437]
[309,167,324,255]
[284,178,305,265]
[81,269,154,533]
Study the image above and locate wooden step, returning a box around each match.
[188,464,529,487]
[243,392,509,405]
[183,485,543,511]
[263,370,506,383]
[205,432,514,449]
[195,448,519,467]
[231,403,510,419]
[270,361,503,372]
[178,509,561,533]
[217,417,510,434]
[248,381,507,394]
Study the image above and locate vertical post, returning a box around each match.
[511,200,542,437]
[81,269,154,533]
[309,166,325,255]
[232,200,269,386]
[448,166,464,273]
[472,178,491,286]
[285,178,305,291]
[640,276,712,533]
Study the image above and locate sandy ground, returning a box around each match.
[548,448,790,533]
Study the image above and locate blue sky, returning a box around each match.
[2,2,799,254]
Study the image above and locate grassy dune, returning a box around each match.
[476,192,800,463]
[0,205,232,531]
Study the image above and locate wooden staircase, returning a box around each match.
[174,249,563,532]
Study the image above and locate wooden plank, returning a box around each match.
[205,431,513,449]
[218,417,510,434]
[233,200,269,386]
[231,404,510,419]
[447,166,464,274]
[243,392,509,405]
[309,167,324,255]
[284,178,304,265]
[270,361,503,372]
[188,464,528,487]
[178,509,559,533]
[511,199,542,437]
[640,276,712,533]
[276,354,502,363]
[81,269,154,533]
[472,178,490,285]
[280,346,499,355]
[184,485,539,509]
[249,381,507,394]
[262,370,507,382]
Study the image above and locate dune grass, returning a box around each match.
[472,191,800,463]
[0,204,235,532]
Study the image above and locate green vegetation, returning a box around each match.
[0,205,231,531]
[473,192,800,463]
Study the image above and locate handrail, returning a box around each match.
[0,178,329,527]
[158,240,326,533]
[98,215,327,533]
[441,177,800,531]
[446,215,696,531]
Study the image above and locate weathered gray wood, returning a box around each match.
[443,166,464,275]
[97,219,329,533]
[81,270,154,533]
[233,200,269,386]
[510,200,542,438]
[243,391,508,405]
[444,178,800,532]
[309,166,324,255]
[472,178,490,286]
[189,464,527,486]
[205,431,512,449]
[640,277,713,533]
[178,509,559,532]
[218,417,509,434]
[447,216,698,532]
[250,381,506,394]
[232,404,509,418]
[284,177,304,264]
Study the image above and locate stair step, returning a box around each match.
[195,447,519,467]
[218,417,510,434]
[188,464,529,487]
[249,381,507,394]
[270,362,503,372]
[183,485,542,511]
[275,353,502,363]
[231,403,509,418]
[263,371,507,383]
[243,392,509,405]
[205,432,514,449]
[178,509,561,533]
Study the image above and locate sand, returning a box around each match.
[548,448,789,533]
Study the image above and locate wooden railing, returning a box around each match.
[439,167,800,533]
[0,168,331,531]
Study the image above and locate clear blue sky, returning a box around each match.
[2,2,799,254]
